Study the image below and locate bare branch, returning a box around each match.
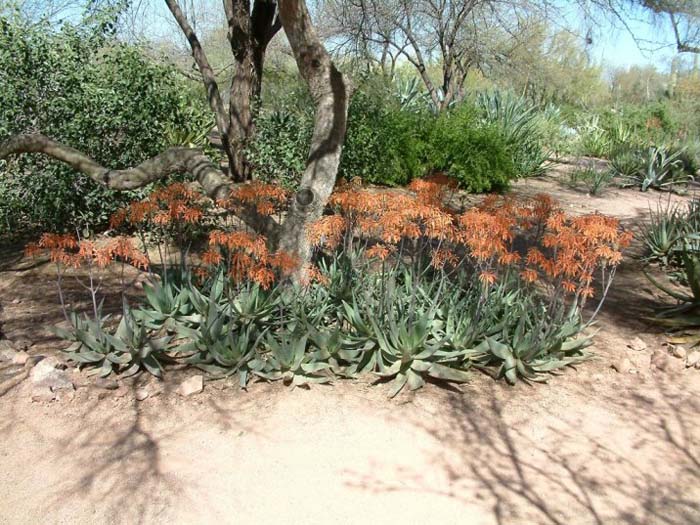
[164,0,230,149]
[0,134,232,201]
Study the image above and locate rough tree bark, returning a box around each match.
[276,0,351,267]
[223,0,282,179]
[0,134,233,200]
[166,0,282,182]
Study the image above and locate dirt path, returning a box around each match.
[1,171,699,525]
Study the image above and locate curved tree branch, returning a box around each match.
[0,133,233,201]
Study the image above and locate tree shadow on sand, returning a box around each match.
[342,377,700,525]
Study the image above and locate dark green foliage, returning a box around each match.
[245,104,314,188]
[0,13,208,235]
[427,105,516,192]
[339,90,427,185]
[249,82,523,192]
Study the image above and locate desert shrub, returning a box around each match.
[609,147,645,179]
[568,166,615,196]
[643,198,700,332]
[476,90,550,177]
[426,105,517,192]
[245,104,314,188]
[250,84,520,192]
[32,178,630,393]
[0,13,208,236]
[610,102,680,143]
[339,90,427,185]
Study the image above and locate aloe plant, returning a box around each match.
[619,146,687,192]
[59,300,171,377]
[250,332,333,387]
[370,313,470,397]
[134,277,195,331]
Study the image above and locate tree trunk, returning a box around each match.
[224,0,282,180]
[276,0,350,270]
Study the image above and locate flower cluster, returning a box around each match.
[217,181,289,216]
[26,233,149,270]
[110,182,206,229]
[200,230,297,289]
[308,177,630,300]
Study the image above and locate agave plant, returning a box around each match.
[575,116,610,158]
[394,76,429,112]
[645,236,700,318]
[250,332,333,387]
[641,201,684,265]
[178,314,262,387]
[58,300,171,377]
[620,146,687,192]
[477,90,549,177]
[307,325,367,378]
[476,312,592,385]
[370,313,470,397]
[134,276,195,331]
[229,283,278,330]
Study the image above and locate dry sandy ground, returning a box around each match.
[1,169,700,525]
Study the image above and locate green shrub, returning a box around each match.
[340,90,427,185]
[250,83,519,192]
[427,104,516,192]
[0,13,208,236]
[246,105,314,188]
[568,166,614,196]
[476,90,550,177]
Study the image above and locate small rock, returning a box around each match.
[31,388,56,403]
[94,377,119,390]
[0,340,16,359]
[671,345,687,359]
[177,375,204,397]
[11,351,29,365]
[30,358,73,392]
[148,382,164,397]
[113,386,129,398]
[686,351,700,369]
[13,338,32,351]
[650,350,669,371]
[628,337,647,352]
[135,389,149,401]
[612,357,632,373]
[11,298,20,304]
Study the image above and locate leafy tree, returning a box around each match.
[0,11,207,232]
